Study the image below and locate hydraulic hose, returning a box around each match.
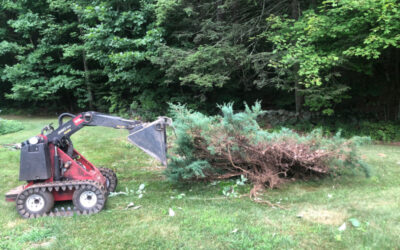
[58,113,76,126]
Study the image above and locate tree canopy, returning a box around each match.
[0,0,399,120]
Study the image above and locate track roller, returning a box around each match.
[16,189,54,218]
[72,183,106,214]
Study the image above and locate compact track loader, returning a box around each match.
[5,111,171,218]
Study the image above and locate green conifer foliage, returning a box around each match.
[167,102,371,191]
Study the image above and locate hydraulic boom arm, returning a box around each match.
[44,111,171,165]
[47,111,141,143]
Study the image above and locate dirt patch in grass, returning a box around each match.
[140,163,166,172]
[29,237,56,249]
[299,207,347,226]
[263,217,280,227]
[6,220,25,229]
[158,225,180,238]
[300,186,319,191]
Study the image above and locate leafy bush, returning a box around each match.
[166,103,370,194]
[0,118,24,135]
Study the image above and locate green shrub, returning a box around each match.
[0,118,24,135]
[166,103,371,193]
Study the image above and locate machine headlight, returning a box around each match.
[28,136,39,145]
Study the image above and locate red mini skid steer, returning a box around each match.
[5,111,171,218]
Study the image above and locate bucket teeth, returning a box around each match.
[48,187,53,191]
[54,186,60,191]
[61,186,66,191]
[41,187,46,192]
[68,185,73,190]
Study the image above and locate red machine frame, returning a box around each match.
[23,135,106,202]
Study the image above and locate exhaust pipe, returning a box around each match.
[127,117,172,166]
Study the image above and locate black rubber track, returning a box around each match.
[16,189,54,218]
[99,167,118,193]
[15,180,107,218]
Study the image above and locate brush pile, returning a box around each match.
[166,103,370,194]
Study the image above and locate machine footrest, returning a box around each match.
[5,185,24,202]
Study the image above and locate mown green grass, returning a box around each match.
[0,116,399,249]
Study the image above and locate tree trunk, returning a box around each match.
[77,16,94,110]
[291,0,300,19]
[291,0,303,115]
[216,0,223,21]
[294,74,302,114]
[82,51,94,110]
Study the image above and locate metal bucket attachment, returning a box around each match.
[128,117,172,166]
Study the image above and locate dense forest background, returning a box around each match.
[0,0,399,122]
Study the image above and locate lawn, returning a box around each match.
[0,116,400,249]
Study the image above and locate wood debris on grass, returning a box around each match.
[169,208,175,216]
[125,202,142,210]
